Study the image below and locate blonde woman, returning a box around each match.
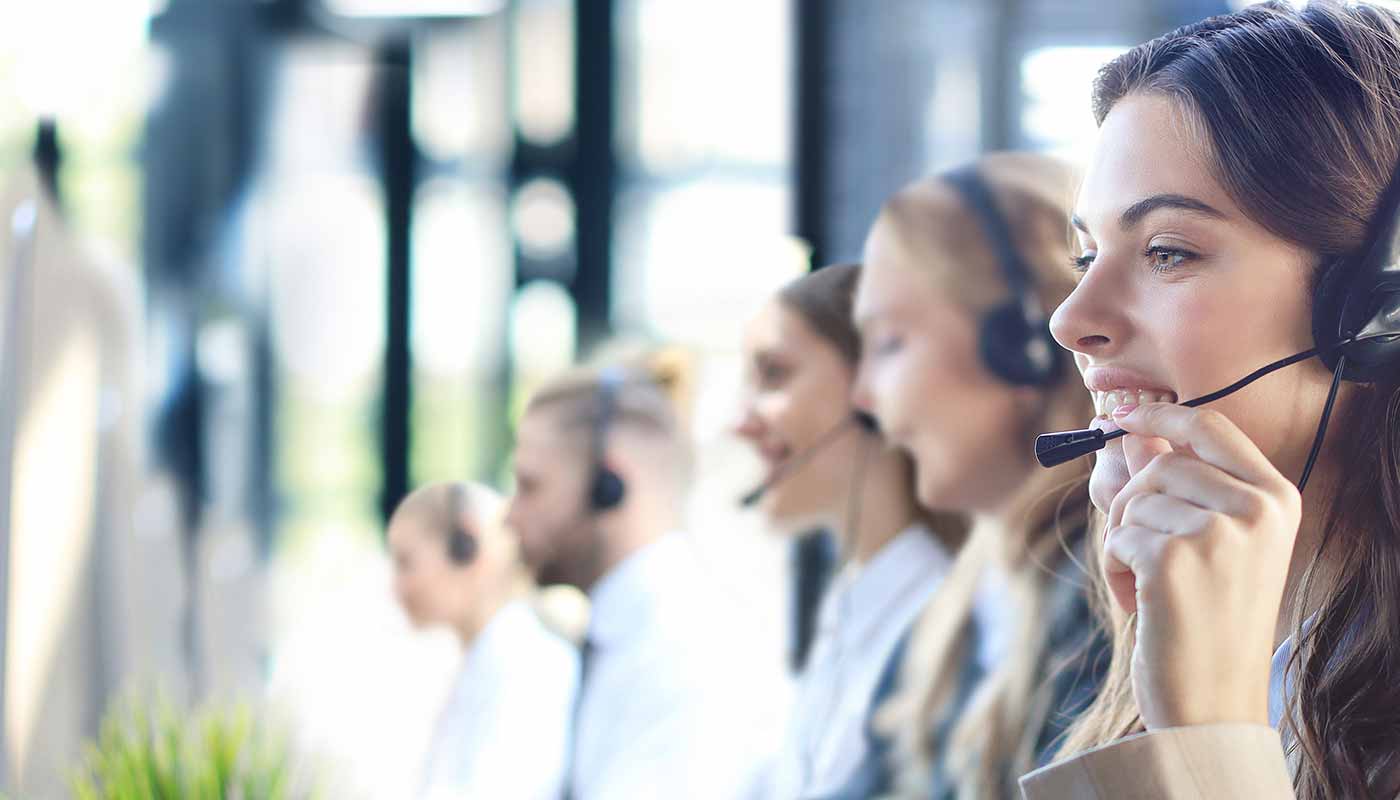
[733,264,966,798]
[837,152,1105,798]
[386,481,578,800]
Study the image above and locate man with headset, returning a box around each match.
[387,481,579,800]
[506,363,789,799]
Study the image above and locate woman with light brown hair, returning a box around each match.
[733,264,966,798]
[833,151,1105,798]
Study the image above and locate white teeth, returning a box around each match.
[1091,388,1178,418]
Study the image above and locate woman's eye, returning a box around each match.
[757,361,789,386]
[1145,246,1194,272]
[1070,252,1096,273]
[876,336,903,355]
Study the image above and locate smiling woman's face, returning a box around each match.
[733,298,861,528]
[1051,93,1338,513]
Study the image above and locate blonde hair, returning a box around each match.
[525,348,696,486]
[871,152,1096,796]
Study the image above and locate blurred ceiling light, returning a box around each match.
[412,179,512,375]
[324,0,505,18]
[511,178,576,261]
[197,319,250,385]
[512,0,575,144]
[1020,45,1128,158]
[509,280,576,378]
[9,0,157,117]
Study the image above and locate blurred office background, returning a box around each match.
[0,0,1284,795]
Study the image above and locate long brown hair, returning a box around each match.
[1059,4,1400,797]
[869,152,1095,796]
[776,263,969,551]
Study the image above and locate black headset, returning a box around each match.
[943,165,1062,387]
[1312,156,1400,384]
[586,368,628,513]
[446,483,478,565]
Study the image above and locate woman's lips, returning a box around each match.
[1082,366,1179,419]
[1091,388,1179,417]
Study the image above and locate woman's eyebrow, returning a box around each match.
[1118,193,1227,228]
[1071,193,1227,234]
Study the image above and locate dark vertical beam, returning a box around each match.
[251,318,276,555]
[795,0,830,268]
[790,530,835,672]
[982,0,1022,151]
[571,0,615,352]
[375,38,416,523]
[32,121,61,205]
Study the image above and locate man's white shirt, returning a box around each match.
[569,532,791,800]
[419,600,579,800]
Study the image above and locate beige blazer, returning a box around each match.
[1019,724,1295,799]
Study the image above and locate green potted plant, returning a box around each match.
[70,698,322,800]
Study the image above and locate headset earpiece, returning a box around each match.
[447,525,477,565]
[587,369,628,513]
[944,166,1060,388]
[1312,168,1400,382]
[445,484,478,565]
[588,469,626,512]
[978,299,1061,387]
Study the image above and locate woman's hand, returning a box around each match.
[1104,402,1302,730]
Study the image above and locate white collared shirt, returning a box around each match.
[1269,633,1294,730]
[419,600,579,800]
[570,532,791,800]
[768,523,953,799]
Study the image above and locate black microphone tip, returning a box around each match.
[1034,428,1107,468]
[853,411,879,434]
[739,485,765,508]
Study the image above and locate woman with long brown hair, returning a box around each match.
[733,264,965,798]
[834,151,1104,798]
[1023,3,1400,797]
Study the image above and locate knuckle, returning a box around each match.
[1191,408,1230,438]
[1154,534,1189,571]
[1234,488,1269,523]
[1145,450,1184,476]
[1121,492,1152,522]
[1195,513,1234,553]
[1276,481,1303,517]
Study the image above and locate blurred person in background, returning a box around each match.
[837,152,1105,798]
[732,263,966,799]
[388,481,578,800]
[507,357,789,799]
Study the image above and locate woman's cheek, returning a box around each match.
[882,360,915,430]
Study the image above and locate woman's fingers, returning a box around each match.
[1122,424,1172,478]
[1102,523,1167,614]
[1107,450,1267,531]
[1114,403,1291,492]
[1119,491,1216,536]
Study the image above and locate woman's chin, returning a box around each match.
[763,491,826,535]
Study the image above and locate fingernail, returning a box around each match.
[1111,403,1139,419]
